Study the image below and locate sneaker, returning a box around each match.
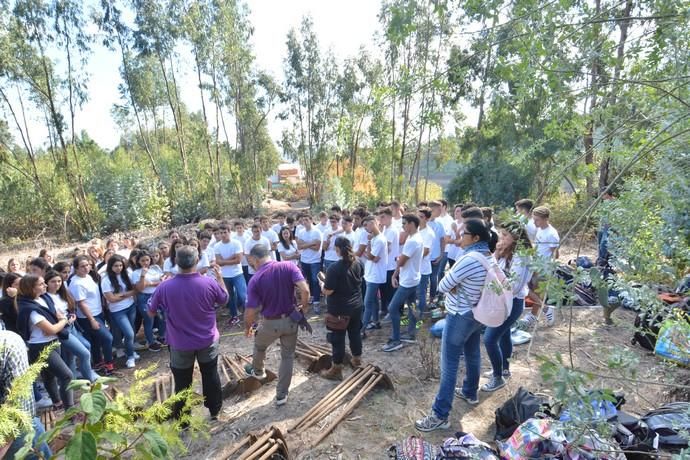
[102,362,115,374]
[381,313,392,324]
[400,333,417,343]
[515,314,537,331]
[483,369,511,378]
[125,358,135,369]
[545,308,556,327]
[416,320,424,330]
[229,316,241,327]
[415,413,450,432]
[114,348,126,359]
[454,388,479,405]
[276,394,288,406]
[244,364,265,378]
[382,339,403,352]
[157,337,168,347]
[36,397,53,410]
[148,342,162,352]
[133,352,141,360]
[134,341,148,351]
[312,305,321,315]
[480,376,506,392]
[364,322,380,330]
[210,414,219,422]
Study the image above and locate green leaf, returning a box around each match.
[88,391,108,424]
[143,430,168,458]
[65,430,98,460]
[81,393,94,413]
[98,430,128,448]
[68,379,92,391]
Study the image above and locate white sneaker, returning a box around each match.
[126,357,135,369]
[36,397,53,410]
[133,352,141,360]
[276,394,288,406]
[114,348,126,359]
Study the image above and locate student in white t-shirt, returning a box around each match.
[361,216,388,332]
[277,226,300,265]
[515,198,538,243]
[383,214,424,353]
[233,221,251,282]
[521,205,560,328]
[259,216,280,260]
[416,208,435,316]
[199,231,216,271]
[69,255,114,372]
[271,212,287,235]
[163,237,187,277]
[189,237,211,274]
[215,224,246,326]
[297,214,323,308]
[315,211,330,236]
[101,255,138,368]
[377,207,400,317]
[341,216,358,248]
[322,214,343,271]
[130,251,164,351]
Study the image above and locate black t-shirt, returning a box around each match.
[324,259,363,315]
[0,296,18,333]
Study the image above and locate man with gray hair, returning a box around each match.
[243,244,310,406]
[148,245,228,421]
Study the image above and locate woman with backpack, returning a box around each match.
[415,218,493,433]
[481,221,533,392]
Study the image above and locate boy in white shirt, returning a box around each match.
[233,221,250,282]
[416,208,435,317]
[378,208,400,317]
[259,216,280,260]
[322,214,343,271]
[243,224,271,282]
[315,211,330,236]
[361,216,388,332]
[297,214,323,311]
[515,198,538,243]
[215,224,246,327]
[271,212,286,235]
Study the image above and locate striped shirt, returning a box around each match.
[0,330,35,416]
[438,248,490,316]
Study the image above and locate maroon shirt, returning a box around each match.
[246,261,305,317]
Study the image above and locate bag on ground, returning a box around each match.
[494,387,551,440]
[387,436,439,460]
[439,432,499,459]
[654,316,690,366]
[640,402,690,449]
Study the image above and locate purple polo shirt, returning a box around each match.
[148,272,228,351]
[246,261,305,317]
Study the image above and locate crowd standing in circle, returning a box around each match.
[0,197,561,450]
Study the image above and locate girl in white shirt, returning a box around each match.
[277,226,300,266]
[163,237,187,278]
[130,251,164,351]
[101,255,138,368]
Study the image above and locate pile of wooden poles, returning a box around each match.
[220,426,288,460]
[219,354,276,398]
[153,373,175,403]
[295,338,349,373]
[288,364,393,446]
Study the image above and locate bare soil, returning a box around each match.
[3,225,689,459]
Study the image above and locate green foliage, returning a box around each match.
[18,366,205,459]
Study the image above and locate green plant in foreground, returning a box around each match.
[15,365,205,459]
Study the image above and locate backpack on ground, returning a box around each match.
[612,410,659,460]
[654,315,690,366]
[464,252,512,327]
[494,387,552,440]
[388,436,439,459]
[641,402,690,450]
[439,432,499,459]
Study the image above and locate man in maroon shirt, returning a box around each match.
[148,246,228,420]
[244,244,310,406]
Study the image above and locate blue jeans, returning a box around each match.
[61,327,98,382]
[137,293,156,345]
[301,262,322,303]
[111,304,136,359]
[437,253,448,289]
[432,311,483,419]
[483,297,525,376]
[77,314,113,364]
[430,259,443,298]
[363,282,384,326]
[223,274,247,317]
[5,417,51,460]
[416,274,430,314]
[388,285,418,341]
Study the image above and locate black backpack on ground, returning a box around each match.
[613,410,660,460]
[640,402,690,450]
[494,387,552,440]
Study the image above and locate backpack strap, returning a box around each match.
[465,251,491,270]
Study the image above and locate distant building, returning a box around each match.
[269,163,303,188]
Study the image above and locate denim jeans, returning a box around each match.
[437,253,448,289]
[61,328,98,382]
[362,282,383,326]
[136,293,156,345]
[77,314,113,364]
[381,270,396,314]
[430,258,443,298]
[5,417,52,460]
[223,274,247,317]
[387,285,418,341]
[483,297,525,376]
[431,311,483,420]
[111,304,136,359]
[416,274,430,315]
[301,262,322,303]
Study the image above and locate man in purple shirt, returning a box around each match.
[244,244,309,406]
[148,246,228,421]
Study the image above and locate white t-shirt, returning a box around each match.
[69,275,103,318]
[419,226,435,276]
[364,233,388,284]
[316,222,330,236]
[391,216,403,231]
[261,229,280,258]
[535,225,560,259]
[271,223,283,234]
[399,232,424,288]
[130,266,163,295]
[277,241,300,266]
[101,275,134,313]
[298,228,322,264]
[446,221,463,261]
[163,258,179,275]
[244,236,271,274]
[342,230,357,249]
[46,293,69,316]
[383,226,400,271]
[323,227,342,261]
[29,302,57,344]
[196,252,210,271]
[295,224,305,240]
[215,239,244,278]
[526,218,538,243]
[203,246,215,265]
[356,228,369,264]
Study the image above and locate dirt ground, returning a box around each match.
[3,219,689,459]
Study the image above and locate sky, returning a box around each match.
[23,0,383,150]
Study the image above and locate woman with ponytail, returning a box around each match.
[319,237,364,381]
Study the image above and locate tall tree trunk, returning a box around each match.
[584,0,602,198]
[192,46,217,205]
